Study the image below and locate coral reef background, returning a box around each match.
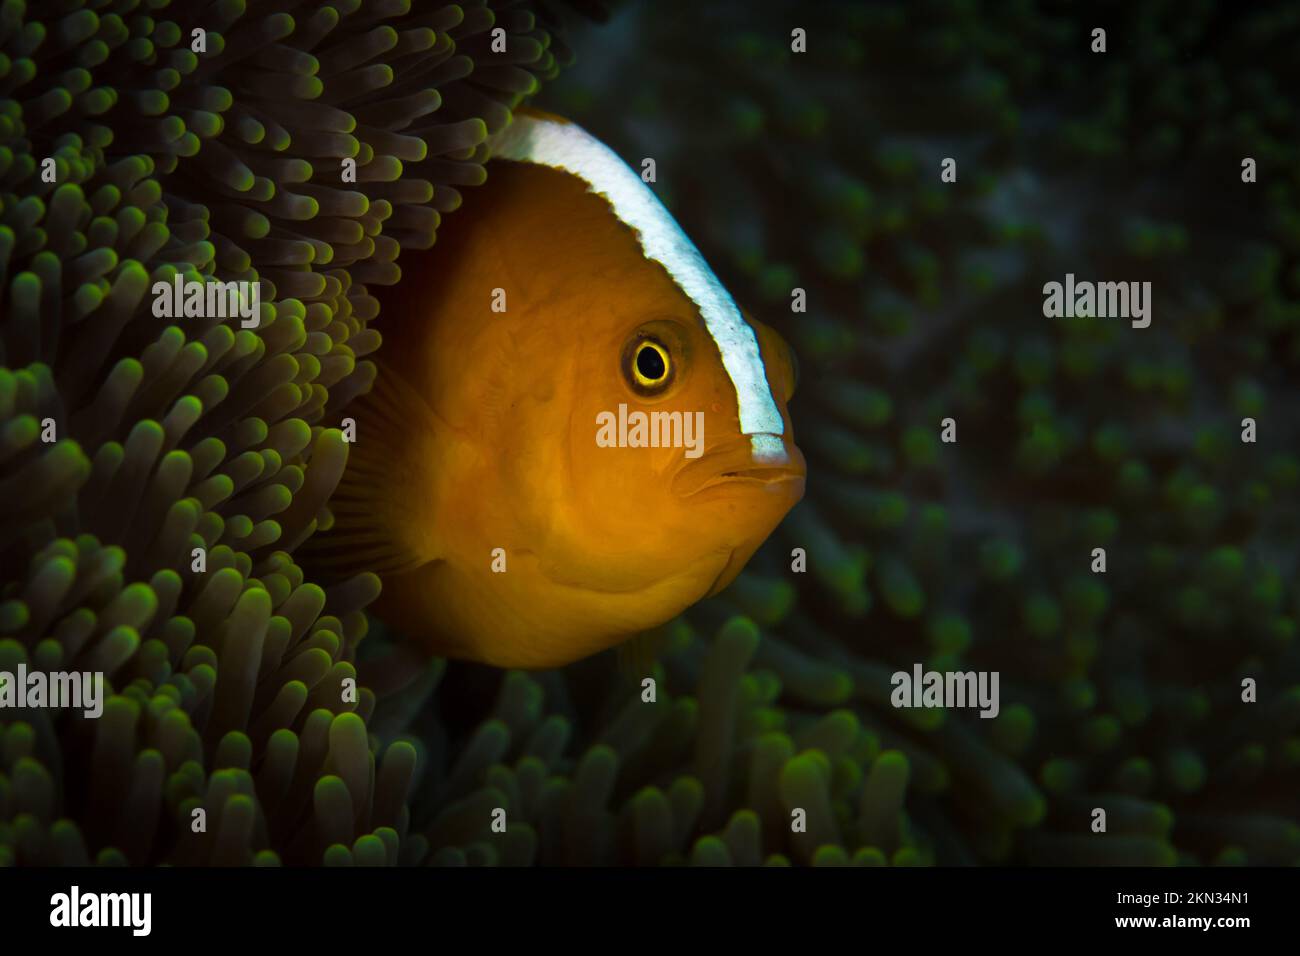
[3,0,1299,867]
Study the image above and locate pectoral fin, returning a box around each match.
[304,362,451,577]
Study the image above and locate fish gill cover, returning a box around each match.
[1,0,1298,868]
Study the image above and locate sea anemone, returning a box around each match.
[0,0,578,866]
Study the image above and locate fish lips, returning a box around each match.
[670,436,807,498]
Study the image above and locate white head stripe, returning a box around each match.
[491,114,787,462]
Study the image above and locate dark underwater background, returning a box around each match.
[1,0,1297,866]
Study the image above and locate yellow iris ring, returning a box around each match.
[632,339,671,388]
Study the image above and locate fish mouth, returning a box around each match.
[671,437,806,497]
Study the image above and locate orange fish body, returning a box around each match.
[322,113,805,669]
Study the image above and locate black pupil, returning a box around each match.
[636,343,666,381]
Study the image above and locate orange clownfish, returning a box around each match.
[319,110,806,669]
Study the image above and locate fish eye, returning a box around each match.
[623,336,675,394]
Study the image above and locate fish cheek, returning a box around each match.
[546,415,627,570]
[569,447,686,585]
[483,383,574,561]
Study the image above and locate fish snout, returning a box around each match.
[671,435,806,497]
